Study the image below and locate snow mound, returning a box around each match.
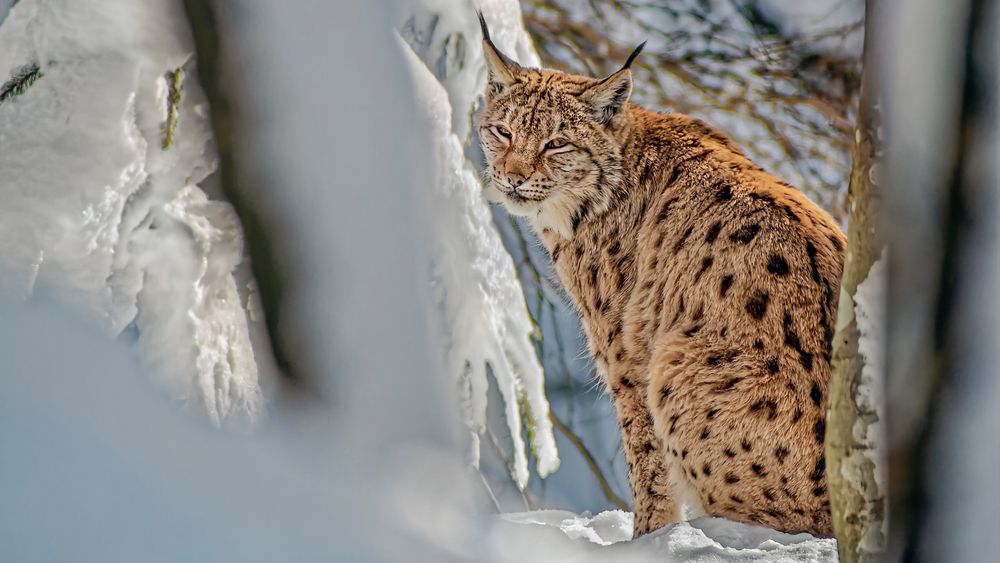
[501,509,634,546]
[0,0,261,425]
[497,510,837,562]
[635,518,836,562]
[398,0,559,489]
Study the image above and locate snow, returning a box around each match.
[494,510,837,562]
[831,249,887,554]
[0,295,468,563]
[0,0,262,425]
[2,2,474,558]
[850,249,887,550]
[399,0,559,489]
[501,509,634,545]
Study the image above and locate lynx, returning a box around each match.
[476,14,846,539]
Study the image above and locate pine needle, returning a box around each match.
[0,63,43,106]
[161,67,185,150]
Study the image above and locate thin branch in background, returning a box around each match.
[550,410,629,511]
[503,218,633,508]
[477,470,504,513]
[486,425,538,511]
[522,0,862,220]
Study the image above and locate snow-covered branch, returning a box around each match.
[0,0,262,426]
[398,0,559,490]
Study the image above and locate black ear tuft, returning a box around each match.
[478,11,491,41]
[622,42,646,70]
[578,41,644,124]
[478,10,520,96]
[580,70,633,124]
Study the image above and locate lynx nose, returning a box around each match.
[505,172,527,187]
[503,159,534,188]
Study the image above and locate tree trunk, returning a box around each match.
[826,1,887,561]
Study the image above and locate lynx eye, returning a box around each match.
[545,137,570,151]
[491,124,512,139]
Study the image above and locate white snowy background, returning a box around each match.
[0,0,920,561]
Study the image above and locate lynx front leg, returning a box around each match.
[609,377,679,538]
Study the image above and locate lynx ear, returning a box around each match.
[478,11,519,95]
[580,42,645,124]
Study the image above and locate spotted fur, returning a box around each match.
[477,15,845,539]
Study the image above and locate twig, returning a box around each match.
[550,409,630,511]
[486,426,537,511]
[478,470,504,513]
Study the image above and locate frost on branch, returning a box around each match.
[835,251,887,553]
[397,0,558,490]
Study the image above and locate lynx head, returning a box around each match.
[476,13,644,239]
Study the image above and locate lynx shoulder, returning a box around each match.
[476,14,845,538]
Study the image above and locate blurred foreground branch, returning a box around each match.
[887,0,998,560]
[181,0,297,386]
